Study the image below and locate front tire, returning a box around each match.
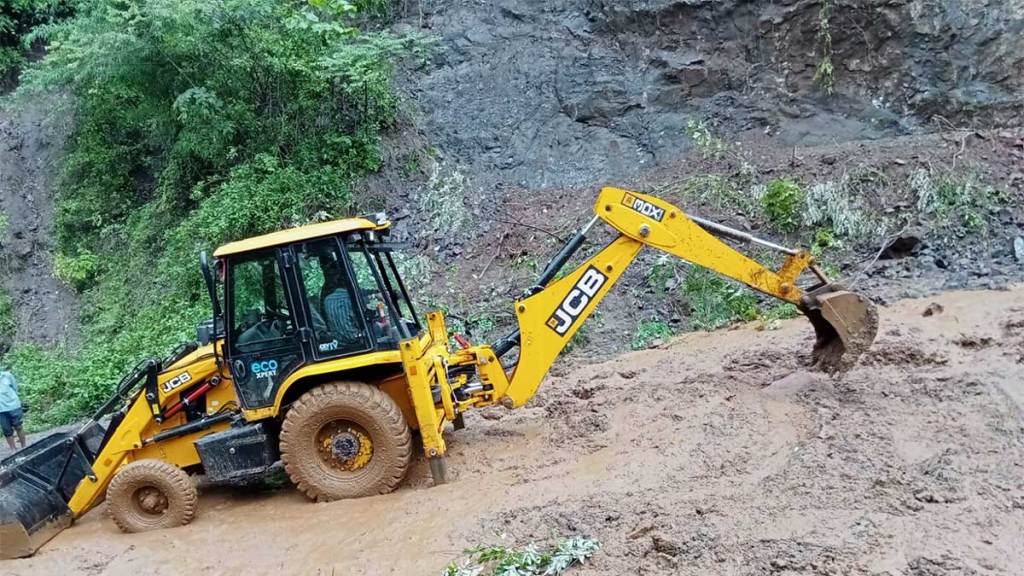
[280,381,412,502]
[106,459,197,533]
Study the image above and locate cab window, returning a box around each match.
[347,246,402,347]
[296,238,369,356]
[229,250,295,353]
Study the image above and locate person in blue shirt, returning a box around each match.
[0,368,26,451]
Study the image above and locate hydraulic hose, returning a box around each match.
[492,216,600,359]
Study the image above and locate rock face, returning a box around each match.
[399,0,1024,189]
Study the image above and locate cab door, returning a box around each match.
[293,237,372,360]
[224,248,306,409]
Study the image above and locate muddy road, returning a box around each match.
[3,287,1023,575]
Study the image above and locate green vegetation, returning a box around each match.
[632,318,673,350]
[0,0,71,80]
[443,537,600,576]
[685,119,729,160]
[680,266,758,331]
[810,227,838,257]
[53,249,98,291]
[813,0,835,94]
[0,290,14,347]
[803,178,872,240]
[4,0,422,428]
[761,178,804,232]
[912,169,1008,234]
[646,254,676,296]
[421,160,470,233]
[756,302,800,331]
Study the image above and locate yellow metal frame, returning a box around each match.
[241,350,403,421]
[213,217,389,257]
[68,346,234,516]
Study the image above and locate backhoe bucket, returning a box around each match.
[0,427,102,559]
[803,287,879,373]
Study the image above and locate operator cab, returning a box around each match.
[206,214,421,410]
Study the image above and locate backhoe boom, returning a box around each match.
[402,187,878,477]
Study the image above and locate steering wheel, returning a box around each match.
[264,303,290,323]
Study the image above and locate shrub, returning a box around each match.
[681,266,759,331]
[443,537,601,576]
[0,290,14,346]
[685,119,729,160]
[802,179,872,239]
[762,178,804,232]
[911,169,1007,234]
[54,250,99,291]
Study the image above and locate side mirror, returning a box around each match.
[197,320,214,346]
[200,251,223,320]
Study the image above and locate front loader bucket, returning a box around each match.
[803,286,879,374]
[0,427,102,559]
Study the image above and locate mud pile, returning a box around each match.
[3,287,1021,574]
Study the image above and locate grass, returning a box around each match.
[632,319,674,350]
[912,169,1008,235]
[646,255,678,296]
[680,266,759,331]
[678,174,760,216]
[443,537,600,576]
[756,302,800,331]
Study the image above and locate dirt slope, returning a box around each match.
[2,286,1022,575]
[0,97,79,349]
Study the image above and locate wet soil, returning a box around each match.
[3,286,1022,575]
[0,97,79,350]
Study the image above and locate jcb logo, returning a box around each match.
[546,266,607,336]
[161,371,192,393]
[622,193,665,222]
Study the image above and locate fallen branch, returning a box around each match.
[494,216,565,243]
[848,223,909,289]
[478,232,508,279]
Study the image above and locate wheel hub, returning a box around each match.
[135,486,168,515]
[331,432,360,461]
[317,421,373,472]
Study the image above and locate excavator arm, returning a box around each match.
[495,187,830,408]
[491,187,877,406]
[401,188,878,478]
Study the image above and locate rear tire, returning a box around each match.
[107,459,197,533]
[280,381,411,502]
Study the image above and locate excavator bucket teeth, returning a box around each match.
[0,429,102,559]
[804,288,879,374]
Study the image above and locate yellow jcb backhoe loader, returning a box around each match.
[0,188,877,558]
